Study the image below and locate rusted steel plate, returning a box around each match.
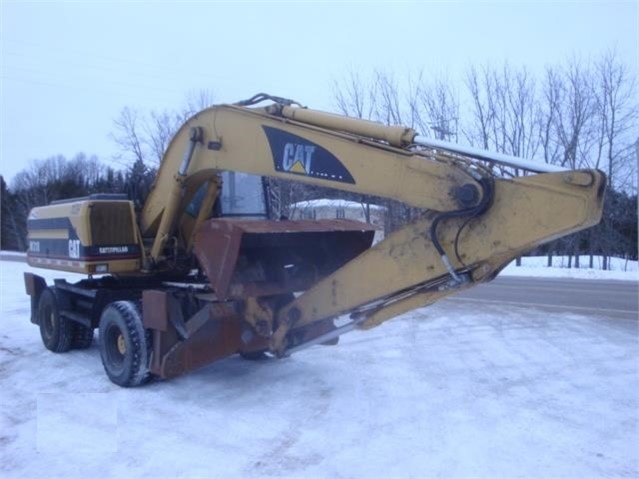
[192,221,243,299]
[159,304,242,379]
[142,290,169,332]
[193,219,376,300]
[220,218,377,234]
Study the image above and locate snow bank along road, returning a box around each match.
[1,260,637,479]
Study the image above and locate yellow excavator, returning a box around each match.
[24,94,606,386]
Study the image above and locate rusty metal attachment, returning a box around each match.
[138,219,376,379]
[192,218,376,300]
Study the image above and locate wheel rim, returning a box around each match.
[105,324,126,368]
[117,334,126,355]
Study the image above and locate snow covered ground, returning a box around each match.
[1,258,637,478]
[501,255,638,281]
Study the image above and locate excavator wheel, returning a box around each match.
[37,287,73,353]
[98,301,152,387]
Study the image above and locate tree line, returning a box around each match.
[0,155,155,251]
[1,54,637,266]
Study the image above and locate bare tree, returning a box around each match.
[415,74,459,142]
[539,54,639,267]
[553,58,597,170]
[505,66,540,160]
[332,70,379,119]
[7,154,110,249]
[111,107,146,165]
[143,110,185,165]
[540,61,592,265]
[12,155,66,206]
[371,70,404,126]
[539,67,564,167]
[184,89,216,117]
[464,65,496,150]
[464,63,542,180]
[111,89,216,167]
[593,50,638,190]
[589,51,639,267]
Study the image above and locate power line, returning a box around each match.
[1,38,222,84]
[0,73,189,96]
[1,60,194,92]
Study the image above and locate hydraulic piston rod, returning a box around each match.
[413,136,566,173]
[149,127,204,262]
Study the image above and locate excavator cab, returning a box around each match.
[184,171,268,220]
[218,171,269,219]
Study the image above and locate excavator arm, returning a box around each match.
[140,95,605,359]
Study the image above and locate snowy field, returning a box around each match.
[1,257,637,478]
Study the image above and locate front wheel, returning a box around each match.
[98,301,151,387]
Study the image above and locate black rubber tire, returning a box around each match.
[37,287,73,353]
[98,301,151,387]
[71,323,94,349]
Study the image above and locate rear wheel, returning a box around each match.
[98,301,151,387]
[38,287,73,353]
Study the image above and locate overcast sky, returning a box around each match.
[1,1,637,184]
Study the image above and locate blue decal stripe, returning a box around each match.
[262,126,355,184]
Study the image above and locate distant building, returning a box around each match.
[289,199,386,243]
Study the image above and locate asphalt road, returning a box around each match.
[2,253,636,320]
[453,276,638,320]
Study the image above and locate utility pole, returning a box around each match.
[429,117,458,142]
[635,138,638,257]
[635,138,638,194]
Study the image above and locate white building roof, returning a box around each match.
[289,198,386,211]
